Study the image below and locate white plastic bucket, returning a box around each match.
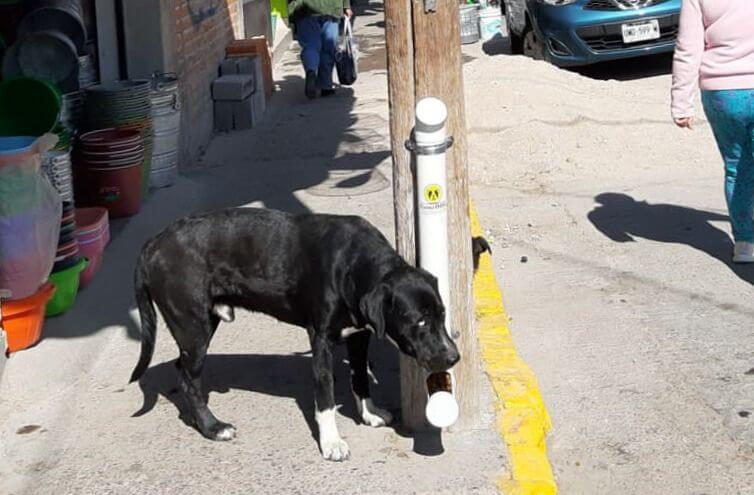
[478,7,502,42]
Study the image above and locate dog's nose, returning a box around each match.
[446,347,460,367]
[427,347,460,373]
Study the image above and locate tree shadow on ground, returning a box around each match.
[588,193,754,286]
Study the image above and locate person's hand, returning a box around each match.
[344,8,353,17]
[674,117,694,129]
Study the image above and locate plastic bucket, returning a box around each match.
[74,207,108,235]
[459,5,480,45]
[45,257,87,316]
[75,162,143,218]
[76,232,104,288]
[0,77,61,136]
[478,7,502,42]
[2,282,55,352]
[0,136,36,156]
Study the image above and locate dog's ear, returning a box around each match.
[472,236,492,271]
[359,283,390,339]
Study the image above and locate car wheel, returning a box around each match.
[522,27,545,61]
[504,5,524,54]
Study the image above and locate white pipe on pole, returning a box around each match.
[412,97,459,429]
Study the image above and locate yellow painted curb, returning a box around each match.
[471,203,557,495]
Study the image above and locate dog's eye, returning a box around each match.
[417,319,427,327]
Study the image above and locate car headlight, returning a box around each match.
[537,0,577,5]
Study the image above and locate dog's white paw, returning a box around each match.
[358,398,393,428]
[213,424,237,441]
[320,438,350,462]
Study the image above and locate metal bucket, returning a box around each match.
[17,30,79,83]
[151,150,177,171]
[152,126,180,156]
[150,72,180,181]
[459,5,480,45]
[18,0,86,54]
[150,164,177,189]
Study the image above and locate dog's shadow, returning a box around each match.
[133,346,404,447]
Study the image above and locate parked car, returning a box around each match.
[502,0,682,67]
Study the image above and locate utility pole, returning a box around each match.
[385,0,481,432]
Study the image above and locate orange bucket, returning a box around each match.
[1,282,56,354]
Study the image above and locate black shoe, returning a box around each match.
[305,70,317,99]
[321,88,336,97]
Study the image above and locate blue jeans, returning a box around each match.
[296,15,339,90]
[702,89,754,242]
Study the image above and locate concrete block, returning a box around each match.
[250,56,266,117]
[214,97,257,132]
[220,58,239,76]
[212,75,255,101]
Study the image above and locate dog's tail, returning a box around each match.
[130,252,157,383]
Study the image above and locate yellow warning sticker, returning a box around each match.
[424,184,442,204]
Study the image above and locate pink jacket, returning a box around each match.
[671,0,754,119]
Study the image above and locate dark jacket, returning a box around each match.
[288,0,349,21]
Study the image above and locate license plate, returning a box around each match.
[621,19,661,44]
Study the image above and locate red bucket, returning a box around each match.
[75,162,143,218]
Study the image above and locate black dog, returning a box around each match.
[130,207,460,461]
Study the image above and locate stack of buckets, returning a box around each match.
[46,201,87,317]
[0,136,59,353]
[149,73,180,188]
[83,80,153,196]
[74,128,144,217]
[74,207,109,288]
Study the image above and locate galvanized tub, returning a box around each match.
[18,0,86,54]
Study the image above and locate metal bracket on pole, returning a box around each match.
[424,0,437,13]
[405,134,454,156]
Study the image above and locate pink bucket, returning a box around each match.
[74,207,109,288]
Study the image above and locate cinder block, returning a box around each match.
[214,100,236,132]
[220,58,239,76]
[214,96,257,132]
[212,74,255,101]
[250,56,266,117]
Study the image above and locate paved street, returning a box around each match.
[468,39,754,493]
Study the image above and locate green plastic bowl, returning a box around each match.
[0,76,62,137]
[46,257,88,317]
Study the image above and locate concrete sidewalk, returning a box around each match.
[0,3,506,494]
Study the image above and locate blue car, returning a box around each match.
[502,0,681,67]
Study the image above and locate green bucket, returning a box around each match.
[0,77,62,137]
[46,257,88,317]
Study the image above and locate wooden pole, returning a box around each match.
[386,0,482,432]
[384,0,426,431]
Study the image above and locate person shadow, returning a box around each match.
[588,193,754,285]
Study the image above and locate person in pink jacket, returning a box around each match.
[671,0,754,262]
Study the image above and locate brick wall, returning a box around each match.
[172,0,245,166]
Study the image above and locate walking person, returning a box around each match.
[671,0,754,262]
[289,0,352,99]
